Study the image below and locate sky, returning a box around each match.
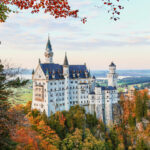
[0,0,150,70]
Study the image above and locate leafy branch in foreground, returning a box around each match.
[0,0,127,23]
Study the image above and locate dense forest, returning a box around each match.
[0,61,150,150]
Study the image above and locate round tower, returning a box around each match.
[44,36,53,63]
[107,62,118,87]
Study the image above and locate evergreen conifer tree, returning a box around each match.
[0,60,28,149]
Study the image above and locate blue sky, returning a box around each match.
[0,0,150,70]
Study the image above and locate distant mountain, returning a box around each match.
[19,68,150,78]
[91,70,150,77]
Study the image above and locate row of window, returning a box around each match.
[35,94,42,97]
[35,82,45,86]
[34,103,44,108]
[50,82,64,85]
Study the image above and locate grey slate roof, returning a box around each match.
[40,63,90,80]
[109,62,116,67]
[95,85,116,91]
[89,91,95,95]
[46,37,52,52]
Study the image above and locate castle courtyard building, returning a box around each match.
[32,37,119,125]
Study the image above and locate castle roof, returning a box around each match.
[95,85,116,91]
[89,91,95,95]
[109,62,116,67]
[40,63,89,80]
[46,36,52,52]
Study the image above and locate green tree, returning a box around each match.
[86,113,98,129]
[109,128,119,150]
[135,93,143,122]
[128,114,136,127]
[136,139,149,150]
[142,92,148,118]
[62,128,103,150]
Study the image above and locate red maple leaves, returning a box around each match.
[103,0,124,21]
[1,0,125,23]
[2,0,79,18]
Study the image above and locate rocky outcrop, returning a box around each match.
[112,103,122,124]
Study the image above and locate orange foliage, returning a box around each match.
[59,113,66,127]
[122,98,136,123]
[11,127,40,150]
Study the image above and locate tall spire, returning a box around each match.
[46,35,52,52]
[63,52,69,66]
[44,35,54,63]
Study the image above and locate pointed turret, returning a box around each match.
[39,58,41,64]
[32,69,34,75]
[63,52,69,66]
[88,69,91,78]
[46,69,49,80]
[46,36,52,52]
[109,62,116,67]
[46,69,49,76]
[32,69,34,80]
[44,35,54,63]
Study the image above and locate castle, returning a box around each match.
[31,37,119,125]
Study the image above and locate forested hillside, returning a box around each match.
[1,90,150,150]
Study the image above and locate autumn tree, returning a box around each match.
[62,128,103,149]
[0,0,126,23]
[136,139,149,150]
[142,92,148,118]
[0,60,28,149]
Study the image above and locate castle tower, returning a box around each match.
[44,36,53,63]
[63,53,70,111]
[107,62,118,87]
